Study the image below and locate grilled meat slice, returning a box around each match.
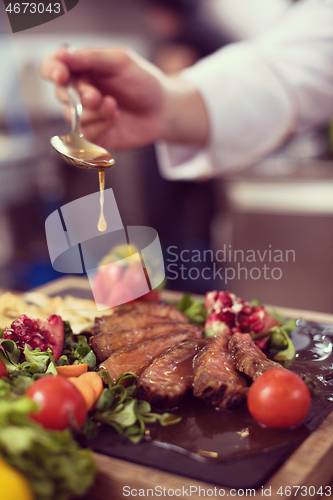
[90,323,202,362]
[92,301,189,336]
[115,301,189,324]
[136,339,204,410]
[91,313,177,336]
[193,332,248,410]
[99,330,197,383]
[228,332,283,380]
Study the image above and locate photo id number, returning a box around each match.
[5,3,61,14]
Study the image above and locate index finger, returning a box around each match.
[40,54,71,86]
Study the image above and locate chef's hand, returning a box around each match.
[40,47,209,151]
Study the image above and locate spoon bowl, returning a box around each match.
[50,84,115,170]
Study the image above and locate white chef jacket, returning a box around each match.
[156,0,333,180]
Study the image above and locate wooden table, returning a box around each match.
[35,278,333,500]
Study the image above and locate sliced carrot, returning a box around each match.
[68,372,103,411]
[69,377,95,411]
[56,364,88,378]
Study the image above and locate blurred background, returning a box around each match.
[0,0,333,312]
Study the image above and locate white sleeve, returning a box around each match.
[157,0,333,180]
[205,0,291,41]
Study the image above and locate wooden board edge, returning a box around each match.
[265,410,333,499]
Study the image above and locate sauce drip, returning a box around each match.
[98,170,107,232]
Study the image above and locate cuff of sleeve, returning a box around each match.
[155,141,215,181]
[157,42,296,181]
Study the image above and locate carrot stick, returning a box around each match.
[56,364,88,378]
[68,372,103,411]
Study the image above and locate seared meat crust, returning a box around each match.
[193,332,248,410]
[92,313,177,336]
[228,332,283,379]
[92,302,188,336]
[115,301,189,324]
[99,330,197,383]
[136,339,204,410]
[90,323,202,362]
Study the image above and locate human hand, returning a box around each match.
[40,47,209,151]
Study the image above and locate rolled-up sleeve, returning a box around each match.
[156,0,333,180]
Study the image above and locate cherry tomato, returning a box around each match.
[106,282,132,307]
[0,358,8,379]
[140,290,160,301]
[92,271,107,304]
[101,262,122,295]
[26,375,87,431]
[122,262,148,297]
[247,369,311,428]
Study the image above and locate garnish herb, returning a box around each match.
[177,293,207,325]
[0,340,57,378]
[57,321,96,369]
[0,396,95,500]
[270,326,296,361]
[89,372,181,444]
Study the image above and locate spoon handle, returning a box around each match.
[67,82,83,136]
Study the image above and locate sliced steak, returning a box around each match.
[136,339,204,409]
[115,301,189,324]
[99,330,197,383]
[90,323,202,362]
[92,313,177,336]
[193,332,248,410]
[228,332,283,380]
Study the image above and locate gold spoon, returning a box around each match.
[50,83,114,232]
[50,83,115,170]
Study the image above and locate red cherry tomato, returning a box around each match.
[140,290,160,301]
[26,376,87,431]
[92,271,108,304]
[0,358,8,379]
[122,262,148,296]
[247,369,311,428]
[101,263,122,292]
[107,282,133,307]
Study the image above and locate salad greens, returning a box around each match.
[0,395,95,500]
[251,319,297,361]
[269,325,296,361]
[0,340,57,378]
[0,291,299,500]
[178,293,297,361]
[89,372,181,444]
[57,322,96,369]
[177,293,207,325]
[0,317,183,500]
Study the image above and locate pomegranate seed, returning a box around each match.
[23,318,34,327]
[219,293,233,308]
[205,290,282,337]
[248,313,260,324]
[5,331,18,341]
[252,321,265,334]
[219,311,235,327]
[2,313,64,361]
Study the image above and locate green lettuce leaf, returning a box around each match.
[177,293,207,325]
[0,397,95,500]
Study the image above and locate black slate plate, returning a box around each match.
[85,319,333,489]
[44,283,333,489]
